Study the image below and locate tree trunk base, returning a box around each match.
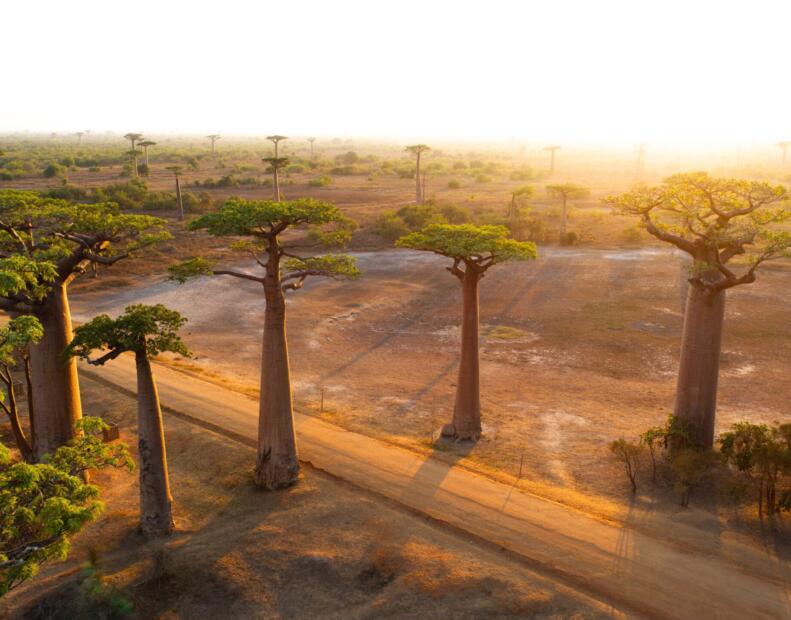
[443,421,481,441]
[254,453,300,490]
[140,513,174,537]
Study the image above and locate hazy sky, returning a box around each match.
[3,0,790,145]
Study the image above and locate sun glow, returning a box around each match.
[3,0,791,146]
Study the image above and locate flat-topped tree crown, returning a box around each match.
[397,223,536,276]
[607,172,789,294]
[66,304,188,364]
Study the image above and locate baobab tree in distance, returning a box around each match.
[0,190,169,458]
[397,224,537,439]
[608,173,789,447]
[206,134,221,156]
[169,198,359,489]
[307,137,316,158]
[138,140,156,173]
[546,183,590,243]
[406,144,430,204]
[74,131,84,145]
[544,145,561,175]
[166,165,185,220]
[776,141,790,166]
[65,304,189,536]
[263,156,289,202]
[123,133,144,178]
[266,134,288,158]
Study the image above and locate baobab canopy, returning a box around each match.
[397,223,537,266]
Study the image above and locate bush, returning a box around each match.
[42,163,63,178]
[610,438,644,493]
[286,164,305,174]
[43,184,88,200]
[330,165,357,176]
[308,175,332,187]
[439,204,471,224]
[474,173,492,184]
[375,213,411,243]
[447,179,461,189]
[335,151,359,165]
[720,421,791,515]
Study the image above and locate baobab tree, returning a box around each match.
[65,304,188,536]
[776,141,790,166]
[0,190,169,458]
[406,144,430,204]
[74,131,85,145]
[266,135,288,158]
[206,134,221,155]
[169,198,359,489]
[307,137,316,158]
[546,183,590,243]
[138,140,156,173]
[166,165,185,219]
[608,173,789,447]
[544,145,561,175]
[396,224,537,439]
[263,156,289,202]
[123,133,144,178]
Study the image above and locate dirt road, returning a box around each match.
[80,356,791,620]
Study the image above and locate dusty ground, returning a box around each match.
[69,243,791,534]
[2,380,611,619]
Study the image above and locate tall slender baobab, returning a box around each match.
[166,166,185,219]
[169,198,359,489]
[0,190,169,458]
[138,140,156,173]
[266,135,288,158]
[66,304,189,536]
[546,183,590,243]
[74,131,85,146]
[307,137,316,158]
[123,133,144,177]
[544,145,561,175]
[397,224,537,440]
[206,134,221,156]
[608,173,789,448]
[776,141,790,166]
[406,144,430,204]
[263,157,289,202]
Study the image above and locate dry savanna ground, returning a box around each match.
[2,379,612,619]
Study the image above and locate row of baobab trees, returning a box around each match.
[0,166,788,535]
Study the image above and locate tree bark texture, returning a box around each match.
[28,283,82,460]
[452,266,482,440]
[135,350,174,536]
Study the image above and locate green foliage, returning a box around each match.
[189,198,349,237]
[282,254,361,279]
[0,417,132,596]
[65,304,190,363]
[335,151,359,165]
[0,256,57,301]
[375,213,411,243]
[396,224,537,265]
[308,175,332,187]
[0,316,42,367]
[447,179,461,189]
[720,421,791,514]
[167,257,214,283]
[546,183,591,201]
[606,173,789,290]
[42,163,63,178]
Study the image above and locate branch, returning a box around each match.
[212,269,266,284]
[86,348,124,366]
[643,215,696,254]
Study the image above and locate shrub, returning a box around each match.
[42,163,63,178]
[375,213,411,243]
[447,179,461,189]
[335,151,359,165]
[309,175,332,187]
[610,438,644,493]
[330,165,357,175]
[286,164,305,174]
[720,422,791,515]
[474,173,492,184]
[439,204,471,224]
[43,184,88,200]
[396,204,444,229]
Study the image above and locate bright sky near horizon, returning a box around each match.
[3,0,791,146]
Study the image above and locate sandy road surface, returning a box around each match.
[80,355,791,620]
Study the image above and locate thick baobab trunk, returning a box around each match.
[175,175,184,220]
[135,350,174,536]
[451,268,482,440]
[29,283,82,460]
[415,152,422,204]
[254,252,299,489]
[673,277,726,449]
